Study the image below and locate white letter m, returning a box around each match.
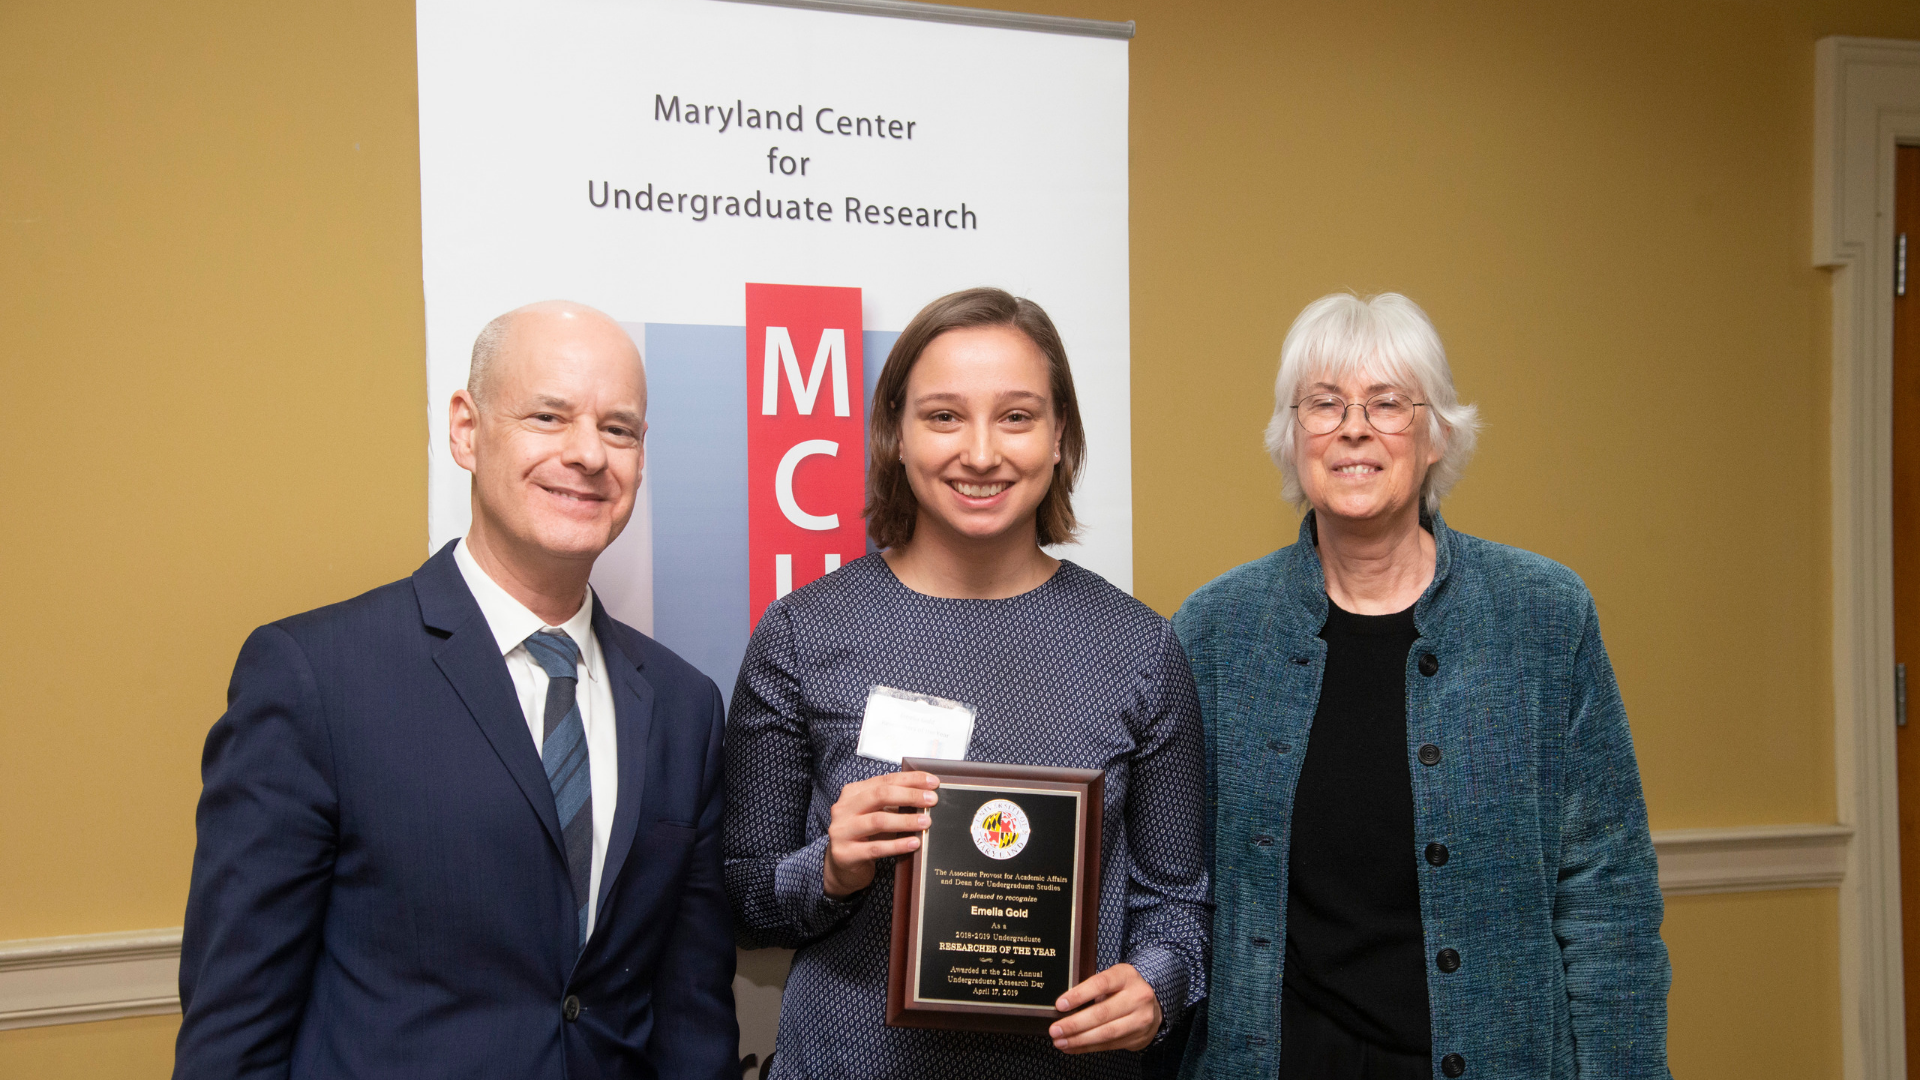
[761,327,849,417]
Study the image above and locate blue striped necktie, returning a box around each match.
[521,629,593,950]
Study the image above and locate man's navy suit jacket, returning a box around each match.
[174,543,738,1079]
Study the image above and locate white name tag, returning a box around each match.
[855,685,976,766]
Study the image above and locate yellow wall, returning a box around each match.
[4,0,1915,1075]
[1665,890,1844,1077]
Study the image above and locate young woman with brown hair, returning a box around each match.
[723,287,1208,1080]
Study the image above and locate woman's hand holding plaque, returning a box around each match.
[1048,962,1162,1053]
[824,771,942,899]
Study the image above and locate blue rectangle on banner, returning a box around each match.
[644,323,750,692]
[635,323,898,694]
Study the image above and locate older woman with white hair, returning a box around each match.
[1174,293,1670,1080]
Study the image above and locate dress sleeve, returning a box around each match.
[723,603,863,948]
[1119,622,1213,1035]
[1552,599,1673,1078]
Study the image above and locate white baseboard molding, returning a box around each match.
[1652,823,1852,896]
[0,929,183,1032]
[0,823,1856,1031]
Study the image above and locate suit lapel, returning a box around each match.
[590,598,653,925]
[416,543,566,858]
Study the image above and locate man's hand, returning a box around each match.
[1049,963,1162,1054]
[823,771,941,899]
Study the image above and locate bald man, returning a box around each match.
[175,302,738,1080]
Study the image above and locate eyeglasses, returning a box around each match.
[1291,393,1427,435]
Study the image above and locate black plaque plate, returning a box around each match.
[887,759,1103,1033]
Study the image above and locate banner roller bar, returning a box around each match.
[714,0,1135,40]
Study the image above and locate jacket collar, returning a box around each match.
[416,538,488,635]
[417,540,661,955]
[1277,506,1457,633]
[414,540,662,956]
[415,540,570,871]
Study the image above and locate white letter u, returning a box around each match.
[775,440,839,531]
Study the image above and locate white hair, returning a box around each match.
[1263,292,1480,513]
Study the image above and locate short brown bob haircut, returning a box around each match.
[866,287,1087,549]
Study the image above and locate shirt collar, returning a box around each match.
[453,537,600,681]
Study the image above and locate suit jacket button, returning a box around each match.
[1425,841,1450,866]
[1436,947,1461,973]
[1442,1052,1466,1076]
[562,994,581,1022]
[1419,653,1440,677]
[1418,743,1442,766]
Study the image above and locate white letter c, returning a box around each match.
[775,440,839,531]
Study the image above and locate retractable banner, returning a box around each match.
[416,0,1130,694]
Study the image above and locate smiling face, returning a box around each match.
[898,325,1062,547]
[1293,369,1438,530]
[449,307,647,572]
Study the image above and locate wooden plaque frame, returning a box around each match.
[886,758,1103,1034]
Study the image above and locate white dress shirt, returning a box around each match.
[454,538,619,939]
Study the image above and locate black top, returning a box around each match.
[1282,598,1431,1057]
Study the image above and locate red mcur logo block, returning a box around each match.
[746,283,867,630]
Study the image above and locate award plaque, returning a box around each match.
[886,758,1104,1034]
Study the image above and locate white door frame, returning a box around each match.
[1816,35,1920,1080]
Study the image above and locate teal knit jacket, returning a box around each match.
[1173,512,1670,1079]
